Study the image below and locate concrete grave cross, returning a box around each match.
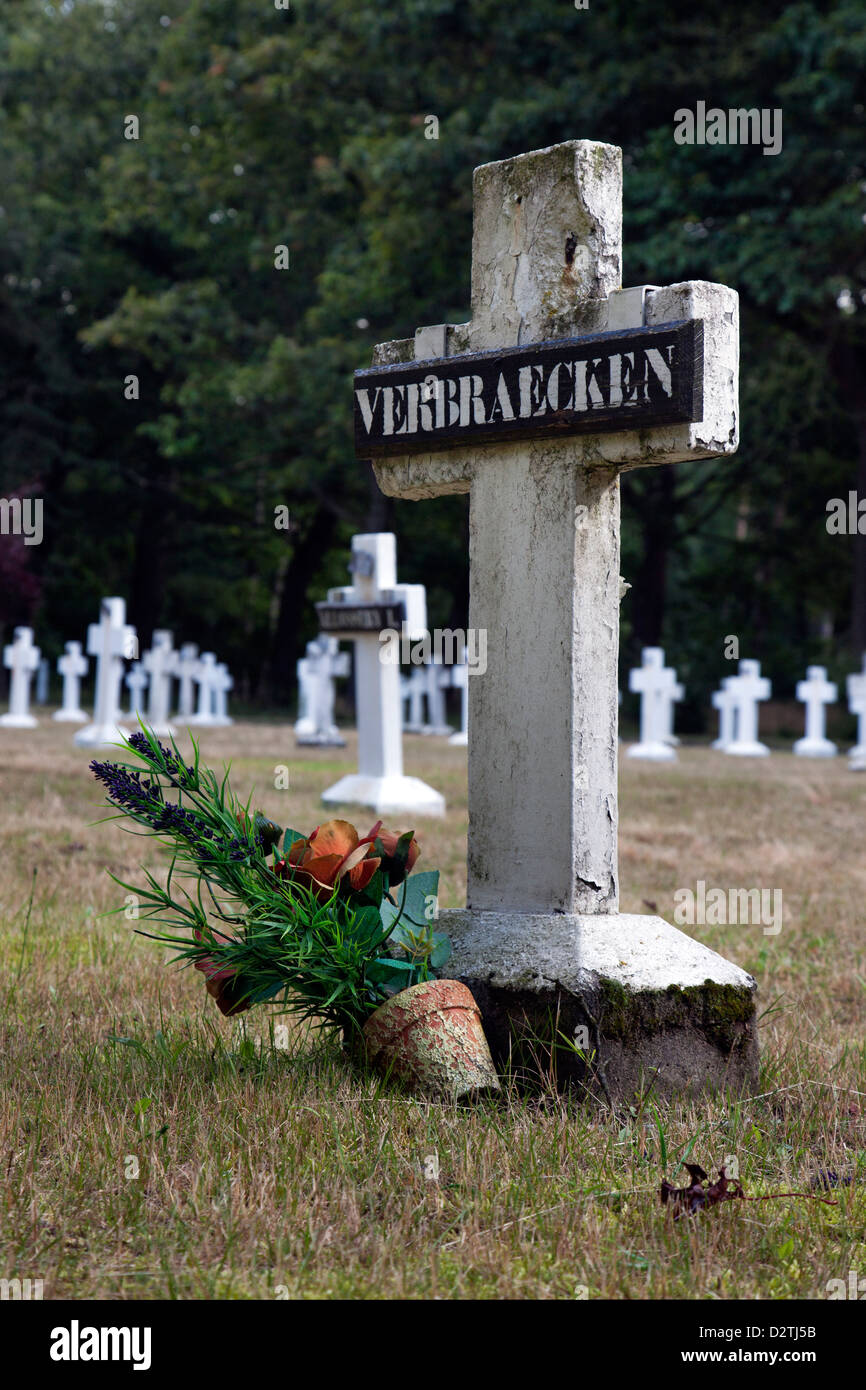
[0,626,41,728]
[358,139,755,1096]
[74,597,136,747]
[189,652,218,726]
[125,663,148,718]
[142,630,177,736]
[846,655,866,763]
[176,643,200,720]
[318,532,444,816]
[296,637,348,746]
[711,676,738,750]
[627,647,679,762]
[401,665,427,734]
[54,640,89,723]
[725,658,771,757]
[794,665,837,758]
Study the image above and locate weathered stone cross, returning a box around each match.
[361,140,757,1096]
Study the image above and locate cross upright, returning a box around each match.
[319,533,444,816]
[142,630,178,736]
[725,658,771,757]
[358,139,757,1096]
[74,597,136,748]
[627,647,679,762]
[190,651,219,726]
[54,640,88,723]
[793,665,837,758]
[176,643,200,720]
[125,662,149,717]
[0,626,41,728]
[711,676,738,750]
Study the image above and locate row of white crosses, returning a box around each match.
[126,640,233,733]
[0,600,232,743]
[711,659,848,759]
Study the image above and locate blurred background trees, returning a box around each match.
[1,0,864,717]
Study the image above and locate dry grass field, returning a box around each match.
[0,719,863,1299]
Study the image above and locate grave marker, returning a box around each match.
[711,676,738,750]
[125,663,148,718]
[54,640,88,723]
[626,647,680,762]
[0,626,41,728]
[74,597,135,747]
[793,665,837,758]
[725,659,771,757]
[188,652,219,727]
[400,665,427,733]
[318,533,445,816]
[142,630,177,736]
[358,139,755,1094]
[296,636,348,746]
[176,643,200,720]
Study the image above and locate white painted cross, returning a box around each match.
[725,658,771,757]
[74,597,136,747]
[142,630,177,735]
[53,640,88,723]
[320,533,444,816]
[296,636,348,745]
[627,647,680,762]
[362,139,754,1093]
[189,651,219,726]
[711,676,738,750]
[400,665,427,733]
[0,626,41,728]
[212,662,234,726]
[846,655,866,767]
[793,665,837,758]
[176,643,199,720]
[125,662,148,718]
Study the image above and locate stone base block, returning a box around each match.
[322,772,445,817]
[626,742,676,762]
[724,742,770,757]
[448,731,468,747]
[52,709,88,723]
[440,910,758,1099]
[793,738,836,758]
[0,714,38,728]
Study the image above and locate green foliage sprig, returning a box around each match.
[90,726,451,1037]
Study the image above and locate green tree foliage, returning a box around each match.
[1,0,863,715]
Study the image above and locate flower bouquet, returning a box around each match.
[90,729,499,1096]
